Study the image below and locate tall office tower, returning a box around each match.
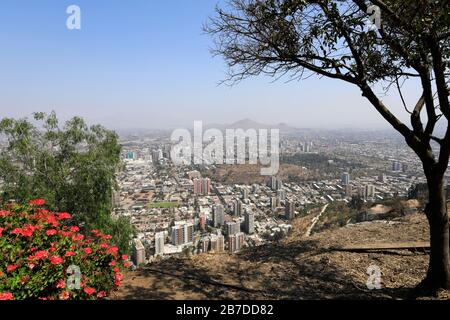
[228,232,245,253]
[252,184,259,194]
[210,233,225,252]
[277,189,285,201]
[233,199,243,216]
[155,232,165,256]
[366,185,376,199]
[152,149,161,164]
[193,178,200,195]
[378,172,387,183]
[270,176,277,190]
[341,172,350,185]
[345,184,353,197]
[199,214,206,231]
[213,204,225,227]
[203,178,211,195]
[392,161,402,172]
[200,237,210,253]
[270,197,278,210]
[226,221,241,236]
[285,201,295,220]
[242,187,249,200]
[244,211,254,234]
[276,178,283,191]
[132,239,146,266]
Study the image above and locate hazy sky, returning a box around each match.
[0,0,421,130]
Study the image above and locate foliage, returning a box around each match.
[0,112,134,253]
[0,200,131,300]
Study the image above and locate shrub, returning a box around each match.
[0,199,131,300]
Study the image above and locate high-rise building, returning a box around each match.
[357,186,367,199]
[366,185,376,199]
[270,197,278,210]
[229,232,245,253]
[276,178,283,191]
[171,223,194,246]
[233,199,243,216]
[210,233,225,252]
[199,214,206,231]
[378,173,387,183]
[341,172,350,185]
[152,149,162,164]
[392,161,402,172]
[277,190,285,201]
[285,201,295,220]
[252,184,259,194]
[213,204,225,227]
[242,187,248,200]
[193,177,211,195]
[244,212,254,234]
[226,221,241,236]
[155,232,165,256]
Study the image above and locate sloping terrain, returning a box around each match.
[114,213,450,300]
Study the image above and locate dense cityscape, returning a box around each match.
[114,122,447,267]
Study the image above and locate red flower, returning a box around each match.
[0,292,13,300]
[124,261,132,268]
[100,243,109,249]
[121,254,129,260]
[107,247,119,255]
[72,234,84,241]
[113,267,120,273]
[91,229,99,234]
[109,260,117,266]
[50,256,64,265]
[84,247,92,254]
[0,227,3,237]
[97,291,107,298]
[69,226,79,233]
[6,265,18,273]
[11,228,23,235]
[0,210,10,217]
[29,199,46,206]
[34,250,48,260]
[56,279,66,289]
[103,235,112,240]
[59,291,70,300]
[46,229,57,236]
[83,287,95,295]
[65,251,76,257]
[56,212,71,220]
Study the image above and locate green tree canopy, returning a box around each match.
[0,112,134,253]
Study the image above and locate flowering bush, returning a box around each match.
[0,199,131,300]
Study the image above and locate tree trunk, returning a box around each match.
[421,173,450,291]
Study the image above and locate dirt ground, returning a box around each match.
[113,213,450,300]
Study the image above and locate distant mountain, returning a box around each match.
[206,118,302,134]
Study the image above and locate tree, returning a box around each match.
[0,112,134,253]
[206,0,450,292]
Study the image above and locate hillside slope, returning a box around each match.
[113,213,449,300]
